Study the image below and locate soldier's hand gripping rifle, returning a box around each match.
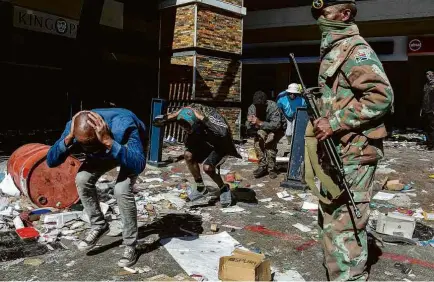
[289,53,362,219]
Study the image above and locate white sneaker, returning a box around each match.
[77,224,109,251]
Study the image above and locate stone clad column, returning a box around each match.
[159,0,246,141]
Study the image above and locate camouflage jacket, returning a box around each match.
[318,24,394,165]
[246,100,286,132]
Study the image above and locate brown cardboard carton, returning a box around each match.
[218,249,271,281]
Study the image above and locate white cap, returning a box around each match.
[287,83,301,94]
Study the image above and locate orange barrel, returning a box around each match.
[7,143,81,209]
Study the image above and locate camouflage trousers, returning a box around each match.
[318,164,376,281]
[254,129,284,171]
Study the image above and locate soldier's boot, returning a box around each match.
[253,166,268,179]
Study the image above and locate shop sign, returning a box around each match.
[408,37,434,55]
[13,6,78,39]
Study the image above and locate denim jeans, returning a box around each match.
[75,159,138,246]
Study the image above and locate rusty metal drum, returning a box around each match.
[7,143,81,209]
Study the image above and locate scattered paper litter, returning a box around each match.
[44,211,83,228]
[297,193,311,199]
[259,198,273,203]
[292,223,312,233]
[123,266,137,274]
[161,232,244,281]
[376,165,396,175]
[144,178,164,183]
[220,206,245,213]
[160,192,186,209]
[222,224,243,230]
[219,169,231,175]
[373,191,396,201]
[277,191,294,201]
[145,170,162,176]
[302,202,318,211]
[0,174,20,197]
[256,183,265,188]
[280,211,295,216]
[274,269,306,281]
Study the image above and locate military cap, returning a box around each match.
[311,0,356,19]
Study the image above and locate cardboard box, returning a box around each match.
[376,212,416,239]
[218,249,271,281]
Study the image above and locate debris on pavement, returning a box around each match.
[376,213,416,239]
[301,202,318,211]
[423,211,434,221]
[292,223,312,233]
[23,258,44,266]
[276,191,294,201]
[1,136,434,280]
[210,223,219,232]
[161,232,244,281]
[273,269,306,281]
[219,248,271,281]
[220,206,246,213]
[0,174,20,197]
[373,191,396,201]
[394,262,413,275]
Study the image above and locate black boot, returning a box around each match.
[253,167,268,179]
[269,170,278,179]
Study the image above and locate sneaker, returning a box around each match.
[253,167,268,179]
[186,186,209,202]
[77,224,109,251]
[219,184,233,208]
[117,246,139,267]
[269,170,278,179]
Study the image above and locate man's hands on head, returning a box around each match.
[184,107,204,121]
[64,111,87,146]
[313,117,333,141]
[87,112,113,150]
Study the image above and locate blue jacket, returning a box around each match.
[276,91,307,121]
[47,108,147,175]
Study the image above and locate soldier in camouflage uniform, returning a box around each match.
[307,0,394,280]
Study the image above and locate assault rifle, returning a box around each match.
[289,53,362,219]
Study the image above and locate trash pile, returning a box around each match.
[0,155,205,254]
[368,175,434,247]
[385,129,428,150]
[0,143,260,258]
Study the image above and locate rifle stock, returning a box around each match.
[289,53,362,219]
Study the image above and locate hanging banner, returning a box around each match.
[13,6,78,39]
[408,37,434,56]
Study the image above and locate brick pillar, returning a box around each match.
[159,0,246,141]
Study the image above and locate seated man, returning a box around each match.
[276,83,307,149]
[246,91,285,179]
[47,108,147,267]
[154,104,241,207]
